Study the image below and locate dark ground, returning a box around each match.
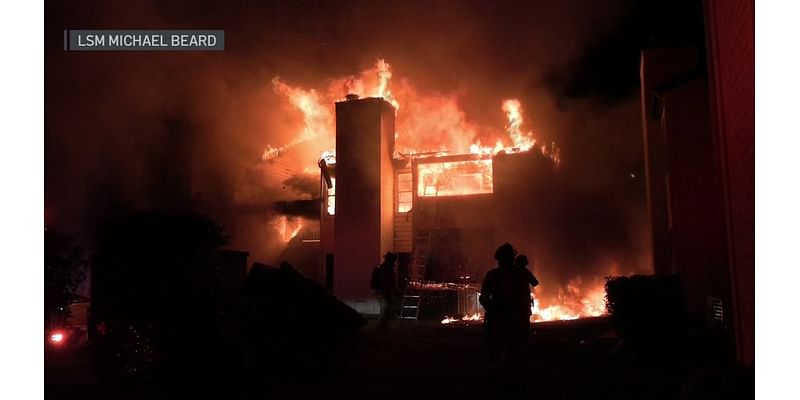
[45,317,748,400]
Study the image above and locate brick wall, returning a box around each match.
[704,0,755,367]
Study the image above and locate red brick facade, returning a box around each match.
[704,0,755,367]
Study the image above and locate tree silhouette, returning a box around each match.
[44,228,88,328]
[90,210,228,384]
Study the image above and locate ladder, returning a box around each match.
[399,290,421,320]
[410,177,439,283]
[410,228,433,282]
[399,231,431,320]
[399,199,438,320]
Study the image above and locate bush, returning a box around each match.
[89,210,228,384]
[605,274,687,346]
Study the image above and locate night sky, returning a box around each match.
[45,0,705,270]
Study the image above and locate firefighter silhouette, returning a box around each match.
[479,243,539,377]
[371,252,399,331]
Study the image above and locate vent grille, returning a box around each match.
[707,297,724,329]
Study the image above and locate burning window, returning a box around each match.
[417,159,493,197]
[326,178,336,215]
[397,172,412,212]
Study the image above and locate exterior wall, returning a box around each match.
[704,0,755,366]
[492,151,557,251]
[320,188,335,290]
[409,151,556,281]
[412,155,496,280]
[640,48,733,327]
[413,194,497,281]
[640,49,704,275]
[393,167,414,253]
[641,41,752,365]
[333,98,395,307]
[380,104,396,260]
[661,76,731,327]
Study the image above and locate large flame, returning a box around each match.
[263,79,334,161]
[502,99,536,152]
[440,267,619,325]
[372,59,399,110]
[530,275,608,322]
[263,58,558,163]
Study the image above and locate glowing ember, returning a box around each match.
[441,312,483,324]
[463,312,482,321]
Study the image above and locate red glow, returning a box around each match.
[49,331,65,344]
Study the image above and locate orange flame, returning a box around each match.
[439,266,618,325]
[264,58,559,165]
[441,312,482,324]
[274,216,304,242]
[417,159,493,197]
[264,78,334,161]
[372,59,399,110]
[501,99,536,152]
[531,275,608,322]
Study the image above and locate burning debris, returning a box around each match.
[441,313,482,324]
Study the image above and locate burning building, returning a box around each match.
[317,95,559,316]
[256,59,624,323]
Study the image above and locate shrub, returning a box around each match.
[605,274,687,346]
